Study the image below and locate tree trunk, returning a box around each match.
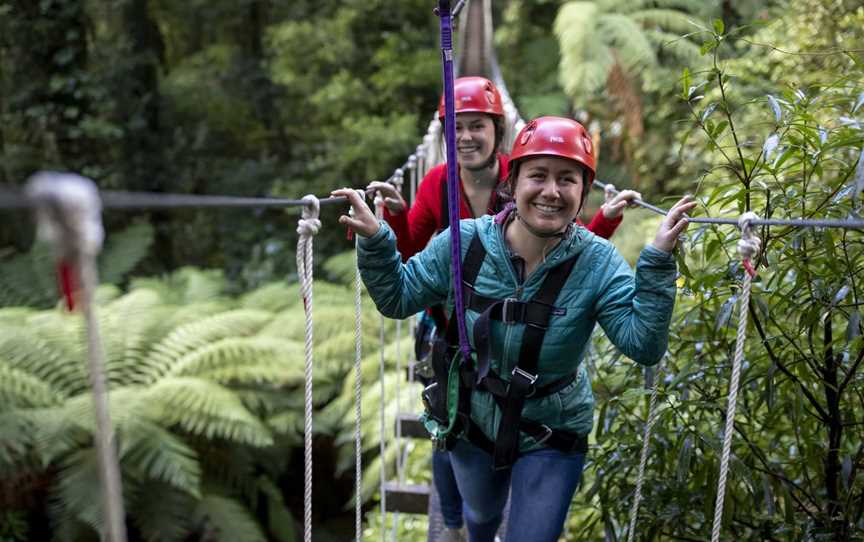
[822,314,846,538]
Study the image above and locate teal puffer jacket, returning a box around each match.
[358,213,677,452]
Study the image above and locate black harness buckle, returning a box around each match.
[510,366,538,397]
[534,424,553,446]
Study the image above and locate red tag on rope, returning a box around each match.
[742,258,757,278]
[57,260,78,311]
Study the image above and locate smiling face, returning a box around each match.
[455,112,497,170]
[513,156,584,235]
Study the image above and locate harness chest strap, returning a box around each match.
[440,232,586,467]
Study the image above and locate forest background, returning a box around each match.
[0,0,862,540]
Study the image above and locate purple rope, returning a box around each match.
[437,0,471,360]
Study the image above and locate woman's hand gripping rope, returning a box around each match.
[651,195,698,253]
[366,180,407,214]
[333,188,381,239]
[601,183,643,219]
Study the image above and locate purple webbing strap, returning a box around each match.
[437,0,470,360]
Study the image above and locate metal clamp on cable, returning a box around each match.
[501,297,520,325]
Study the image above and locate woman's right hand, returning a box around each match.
[366,181,407,214]
[333,188,381,238]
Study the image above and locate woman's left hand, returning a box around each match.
[651,195,697,253]
[332,188,380,238]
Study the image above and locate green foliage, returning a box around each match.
[565,4,864,539]
[0,221,153,309]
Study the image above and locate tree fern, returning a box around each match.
[98,220,154,285]
[137,309,273,385]
[556,0,705,98]
[143,377,274,447]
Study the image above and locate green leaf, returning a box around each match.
[713,19,724,35]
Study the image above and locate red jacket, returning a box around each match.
[384,153,622,259]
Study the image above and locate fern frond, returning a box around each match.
[645,29,703,65]
[118,418,202,497]
[0,241,59,308]
[98,220,154,285]
[144,377,274,447]
[239,282,297,312]
[99,289,173,385]
[630,8,701,34]
[165,336,304,383]
[138,309,274,384]
[51,448,105,536]
[0,363,64,408]
[130,267,228,306]
[0,321,89,398]
[597,13,658,72]
[556,3,615,97]
[194,494,268,542]
[125,480,197,542]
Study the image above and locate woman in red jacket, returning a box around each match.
[367,77,639,542]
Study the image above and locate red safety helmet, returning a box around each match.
[510,116,596,185]
[437,76,504,120]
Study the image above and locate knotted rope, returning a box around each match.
[26,172,128,542]
[296,195,320,542]
[351,191,364,542]
[711,212,761,542]
[626,363,664,542]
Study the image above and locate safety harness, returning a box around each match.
[423,231,589,470]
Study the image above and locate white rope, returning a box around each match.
[711,212,761,542]
[351,193,364,542]
[372,199,388,541]
[26,173,128,542]
[626,363,664,542]
[296,195,321,542]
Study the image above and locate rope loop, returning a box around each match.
[26,172,104,260]
[737,211,761,277]
[297,194,321,238]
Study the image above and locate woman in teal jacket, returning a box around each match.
[334,116,695,542]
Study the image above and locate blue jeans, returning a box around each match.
[449,439,586,542]
[433,448,464,528]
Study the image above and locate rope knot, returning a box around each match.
[25,172,104,261]
[407,154,417,170]
[737,212,761,277]
[297,195,321,238]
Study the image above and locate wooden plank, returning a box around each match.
[396,413,429,440]
[383,482,430,515]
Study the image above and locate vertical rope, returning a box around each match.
[296,195,321,542]
[626,363,664,542]
[711,212,760,542]
[373,197,388,541]
[26,173,128,542]
[352,195,364,542]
